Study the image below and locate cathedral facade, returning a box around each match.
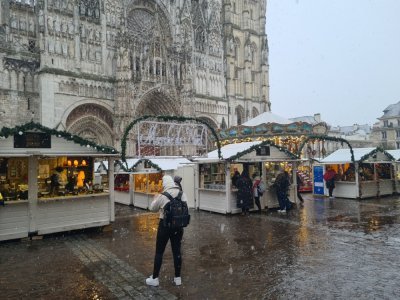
[0,0,270,154]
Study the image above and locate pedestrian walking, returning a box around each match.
[296,172,304,204]
[324,167,336,198]
[146,175,188,287]
[273,170,291,213]
[236,169,253,215]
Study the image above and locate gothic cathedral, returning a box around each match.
[0,0,270,154]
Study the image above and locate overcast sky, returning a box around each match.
[266,0,400,127]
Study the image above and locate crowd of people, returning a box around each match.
[233,168,309,215]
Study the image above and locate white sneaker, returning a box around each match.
[174,277,182,286]
[146,275,159,287]
[278,209,286,214]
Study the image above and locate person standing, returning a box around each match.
[236,169,253,215]
[324,167,336,198]
[146,175,188,287]
[274,171,291,213]
[231,168,241,188]
[296,172,304,204]
[252,173,262,213]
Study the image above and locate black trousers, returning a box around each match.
[254,196,261,211]
[152,220,184,278]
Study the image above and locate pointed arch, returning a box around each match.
[235,105,245,126]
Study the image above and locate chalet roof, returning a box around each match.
[242,112,292,126]
[380,101,400,119]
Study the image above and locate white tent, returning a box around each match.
[320,148,376,164]
[242,111,292,126]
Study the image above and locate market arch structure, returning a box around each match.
[120,115,222,162]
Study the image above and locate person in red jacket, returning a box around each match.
[323,167,336,198]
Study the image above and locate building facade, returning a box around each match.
[0,0,269,154]
[371,101,400,149]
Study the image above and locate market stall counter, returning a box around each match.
[318,147,395,199]
[0,123,118,241]
[194,141,300,214]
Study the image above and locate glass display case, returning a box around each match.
[0,157,29,202]
[133,173,163,194]
[37,156,104,199]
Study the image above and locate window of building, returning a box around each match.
[396,130,400,138]
[397,142,400,149]
[382,131,387,139]
[384,120,389,127]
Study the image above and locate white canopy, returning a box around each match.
[386,150,400,161]
[195,141,262,161]
[125,157,193,171]
[320,148,388,164]
[242,111,292,126]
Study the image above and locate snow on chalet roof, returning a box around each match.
[242,111,292,126]
[125,157,193,170]
[320,148,384,163]
[195,141,262,161]
[386,150,400,161]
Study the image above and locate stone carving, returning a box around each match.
[3,57,40,72]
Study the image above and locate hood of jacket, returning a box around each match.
[162,175,176,191]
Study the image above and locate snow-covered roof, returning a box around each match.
[242,111,292,126]
[386,150,400,161]
[289,116,318,124]
[194,141,262,161]
[381,101,400,119]
[320,148,392,163]
[126,157,193,170]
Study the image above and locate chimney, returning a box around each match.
[314,113,321,123]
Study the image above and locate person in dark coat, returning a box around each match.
[236,169,253,215]
[296,172,304,204]
[274,171,291,213]
[231,169,241,188]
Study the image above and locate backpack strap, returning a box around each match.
[162,191,183,201]
[162,192,174,201]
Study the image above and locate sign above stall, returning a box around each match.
[137,120,208,156]
[256,146,270,156]
[14,132,51,148]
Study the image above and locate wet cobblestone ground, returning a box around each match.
[1,194,400,299]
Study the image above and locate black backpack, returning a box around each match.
[162,191,190,229]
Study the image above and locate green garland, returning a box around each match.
[129,159,163,172]
[359,147,396,163]
[297,135,354,162]
[121,115,222,162]
[0,121,118,154]
[226,140,299,162]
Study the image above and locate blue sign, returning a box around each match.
[313,165,324,195]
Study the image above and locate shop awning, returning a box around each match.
[320,147,394,164]
[123,157,193,172]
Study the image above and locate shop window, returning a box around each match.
[37,156,106,199]
[0,158,29,202]
[133,173,163,194]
